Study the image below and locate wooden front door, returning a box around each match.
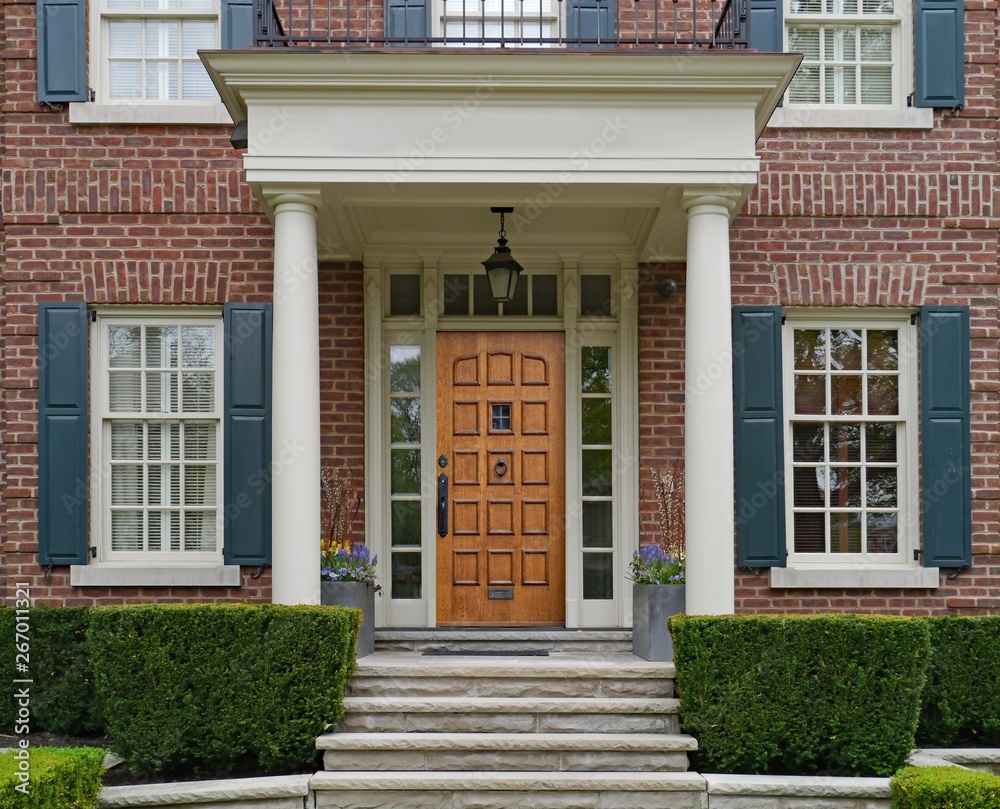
[436,332,566,626]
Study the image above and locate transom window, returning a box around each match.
[101,0,218,102]
[97,316,222,560]
[786,0,900,106]
[785,318,914,561]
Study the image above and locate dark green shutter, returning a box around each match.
[566,0,614,45]
[37,0,87,103]
[749,0,782,51]
[38,302,89,565]
[920,306,971,568]
[914,0,964,108]
[222,0,254,48]
[224,303,272,566]
[733,306,787,568]
[385,0,429,43]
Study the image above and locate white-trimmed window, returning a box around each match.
[440,0,557,44]
[97,0,219,103]
[783,314,916,565]
[94,314,223,562]
[786,0,903,107]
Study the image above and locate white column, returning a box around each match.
[682,190,738,615]
[270,193,321,605]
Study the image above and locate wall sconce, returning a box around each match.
[482,207,524,303]
[658,279,678,298]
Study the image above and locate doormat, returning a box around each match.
[422,649,550,657]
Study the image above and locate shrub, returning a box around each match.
[917,616,1000,747]
[0,606,98,735]
[87,604,360,777]
[891,766,1000,809]
[670,614,930,776]
[0,747,104,809]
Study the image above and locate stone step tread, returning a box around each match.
[342,697,680,714]
[311,771,706,792]
[376,630,631,640]
[317,732,698,752]
[353,654,675,679]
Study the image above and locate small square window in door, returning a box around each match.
[491,403,512,432]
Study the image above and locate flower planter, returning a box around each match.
[632,583,686,661]
[321,581,375,657]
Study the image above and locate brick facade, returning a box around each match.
[2,0,997,612]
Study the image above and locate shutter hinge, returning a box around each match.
[906,92,914,108]
[89,308,97,323]
[946,565,970,580]
[780,314,787,325]
[39,101,66,111]
[88,87,96,103]
[44,564,54,581]
[251,566,266,579]
[89,545,98,558]
[943,105,963,121]
[913,548,922,561]
[910,313,918,326]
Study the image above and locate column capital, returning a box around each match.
[262,186,322,214]
[680,186,744,215]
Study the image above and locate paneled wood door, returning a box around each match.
[436,332,565,626]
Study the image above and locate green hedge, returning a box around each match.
[670,614,930,776]
[0,747,104,809]
[917,616,1000,747]
[87,604,360,776]
[891,766,1000,809]
[0,606,98,735]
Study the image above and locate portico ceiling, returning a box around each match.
[202,49,800,262]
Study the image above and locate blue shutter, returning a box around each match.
[222,0,254,48]
[223,303,272,566]
[748,0,781,52]
[385,0,429,43]
[733,306,787,568]
[920,306,971,568]
[566,0,614,45]
[914,0,964,108]
[38,302,89,565]
[37,0,87,103]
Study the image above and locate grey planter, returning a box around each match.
[632,584,686,661]
[320,581,375,657]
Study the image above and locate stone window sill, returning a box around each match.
[69,103,233,126]
[766,107,934,130]
[70,565,242,587]
[770,566,940,589]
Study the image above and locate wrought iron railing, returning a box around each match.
[255,0,749,49]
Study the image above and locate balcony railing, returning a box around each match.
[255,0,749,49]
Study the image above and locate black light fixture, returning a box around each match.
[482,207,524,303]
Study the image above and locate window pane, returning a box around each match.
[181,19,215,55]
[581,398,612,445]
[581,347,611,393]
[794,374,826,414]
[391,449,422,494]
[184,423,216,460]
[391,501,421,546]
[185,511,216,551]
[109,62,142,100]
[860,65,892,104]
[532,275,558,316]
[111,422,144,459]
[789,65,821,104]
[148,464,179,505]
[442,274,469,316]
[825,66,857,105]
[146,20,179,57]
[830,329,862,370]
[392,551,422,598]
[865,423,896,462]
[389,275,421,317]
[867,513,897,553]
[145,61,179,101]
[830,422,861,462]
[112,465,143,505]
[792,423,825,462]
[109,371,142,412]
[182,372,214,412]
[831,374,862,415]
[793,329,826,370]
[794,511,827,553]
[473,274,498,316]
[390,397,421,444]
[583,553,613,599]
[862,0,893,12]
[112,511,144,551]
[389,346,421,393]
[109,21,143,57]
[867,375,898,415]
[582,450,612,496]
[184,466,215,506]
[825,26,857,62]
[860,25,891,60]
[149,422,181,461]
[582,502,613,548]
[830,512,862,553]
[109,326,142,366]
[866,468,897,508]
[580,275,612,317]
[792,0,821,10]
[181,326,213,367]
[830,466,861,508]
[794,466,825,508]
[866,330,898,370]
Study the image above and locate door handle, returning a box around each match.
[437,472,449,537]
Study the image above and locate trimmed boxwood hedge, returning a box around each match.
[0,747,104,809]
[891,766,1000,809]
[87,604,360,776]
[917,616,1000,747]
[670,614,931,776]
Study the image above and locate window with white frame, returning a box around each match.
[784,315,915,563]
[441,0,558,45]
[99,0,219,102]
[786,0,902,106]
[95,315,223,561]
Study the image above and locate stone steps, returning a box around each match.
[375,628,633,654]
[310,771,708,809]
[318,731,697,772]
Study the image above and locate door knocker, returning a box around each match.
[494,458,508,478]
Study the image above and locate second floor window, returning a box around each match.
[102,0,218,102]
[786,0,901,106]
[441,0,558,43]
